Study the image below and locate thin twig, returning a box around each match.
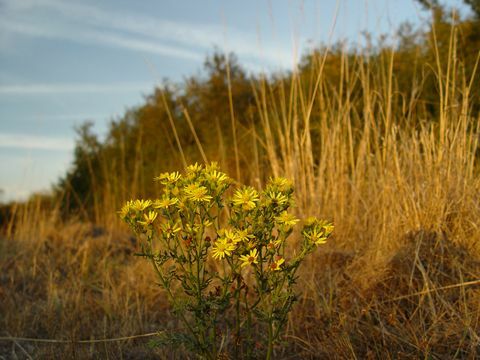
[382,279,480,303]
[7,332,33,360]
[0,332,161,344]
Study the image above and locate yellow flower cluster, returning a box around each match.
[154,171,181,185]
[186,163,203,176]
[267,177,293,193]
[211,228,255,260]
[153,195,179,209]
[118,199,152,219]
[264,191,289,207]
[205,169,229,185]
[302,217,334,246]
[184,183,212,203]
[119,163,332,275]
[120,162,233,232]
[211,239,236,260]
[232,187,259,211]
[138,211,158,226]
[275,211,299,228]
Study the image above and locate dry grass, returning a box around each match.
[2,21,480,359]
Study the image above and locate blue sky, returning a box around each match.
[0,0,469,202]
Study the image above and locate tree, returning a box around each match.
[57,122,101,218]
[416,0,480,18]
[415,0,439,10]
[463,0,480,17]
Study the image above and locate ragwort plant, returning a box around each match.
[119,163,333,359]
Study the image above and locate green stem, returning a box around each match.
[266,314,274,360]
[210,312,218,360]
[235,274,241,356]
[148,253,199,344]
[196,220,210,355]
[244,289,253,359]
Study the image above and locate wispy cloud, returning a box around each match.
[34,113,107,120]
[88,30,203,61]
[0,0,293,69]
[0,18,203,62]
[0,81,155,95]
[40,0,293,66]
[0,133,73,150]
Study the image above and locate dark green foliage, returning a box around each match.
[415,0,440,10]
[463,0,480,17]
[57,122,101,218]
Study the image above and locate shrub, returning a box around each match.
[119,163,333,359]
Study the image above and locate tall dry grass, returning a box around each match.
[1,20,480,358]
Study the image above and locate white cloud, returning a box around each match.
[86,30,203,61]
[0,133,74,150]
[0,18,203,62]
[42,0,292,65]
[0,0,293,69]
[0,81,155,94]
[35,113,106,120]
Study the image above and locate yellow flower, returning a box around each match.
[118,200,133,219]
[267,238,283,250]
[304,227,328,246]
[232,187,259,210]
[138,211,158,226]
[304,216,318,226]
[236,229,254,243]
[186,163,203,175]
[161,222,182,238]
[303,219,333,245]
[202,219,213,228]
[184,184,212,203]
[185,223,199,234]
[246,240,256,250]
[264,191,289,206]
[131,199,153,211]
[185,220,212,234]
[171,186,180,196]
[275,211,299,227]
[219,229,242,245]
[205,161,219,172]
[269,256,285,271]
[211,239,236,260]
[322,223,334,236]
[153,195,179,209]
[268,177,293,192]
[154,171,181,185]
[205,170,229,185]
[239,249,259,268]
